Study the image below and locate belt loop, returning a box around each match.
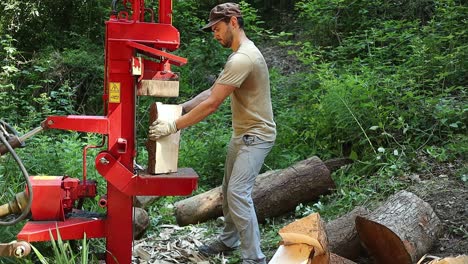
[243,135,255,146]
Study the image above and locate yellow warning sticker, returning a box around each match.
[109,82,121,103]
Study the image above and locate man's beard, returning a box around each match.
[221,28,233,48]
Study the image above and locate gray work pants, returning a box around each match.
[219,135,274,261]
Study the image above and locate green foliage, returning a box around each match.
[0,0,467,261]
[0,0,109,52]
[0,44,104,127]
[238,1,272,43]
[29,232,100,264]
[295,0,436,46]
[285,0,467,221]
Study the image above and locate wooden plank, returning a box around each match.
[138,80,179,97]
[146,102,182,174]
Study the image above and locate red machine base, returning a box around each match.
[17,216,105,242]
[18,169,198,243]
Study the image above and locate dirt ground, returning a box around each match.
[408,162,468,259]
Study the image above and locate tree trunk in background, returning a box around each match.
[326,206,369,261]
[355,190,442,264]
[174,156,334,226]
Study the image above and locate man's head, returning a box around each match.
[202,3,244,32]
[202,3,245,49]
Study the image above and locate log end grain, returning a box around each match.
[355,215,413,264]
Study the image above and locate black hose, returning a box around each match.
[111,0,118,15]
[0,130,33,226]
[0,120,19,137]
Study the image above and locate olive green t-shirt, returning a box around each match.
[216,40,276,142]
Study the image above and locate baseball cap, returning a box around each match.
[201,3,242,32]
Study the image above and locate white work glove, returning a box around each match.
[148,119,178,140]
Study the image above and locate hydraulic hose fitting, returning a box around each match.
[0,192,28,218]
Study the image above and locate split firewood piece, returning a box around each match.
[269,244,314,264]
[174,157,333,226]
[325,206,369,260]
[355,190,442,264]
[269,249,355,264]
[146,102,182,174]
[269,213,329,264]
[138,80,180,97]
[417,255,468,264]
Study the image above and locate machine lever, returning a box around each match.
[0,125,44,156]
[19,126,43,142]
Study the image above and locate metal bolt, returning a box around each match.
[47,120,54,125]
[15,246,25,258]
[100,157,109,165]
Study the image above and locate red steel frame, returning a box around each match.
[16,1,197,263]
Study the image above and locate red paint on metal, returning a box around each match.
[17,217,105,241]
[45,116,109,134]
[159,0,172,24]
[96,152,198,196]
[127,41,187,66]
[17,1,197,263]
[29,176,65,221]
[124,169,198,196]
[28,176,98,221]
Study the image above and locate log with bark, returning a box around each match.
[355,190,442,264]
[133,207,149,239]
[174,156,335,226]
[329,253,357,264]
[325,206,369,261]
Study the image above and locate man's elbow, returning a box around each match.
[204,95,225,115]
[206,103,220,114]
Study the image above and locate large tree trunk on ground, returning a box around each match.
[325,206,369,261]
[330,253,357,264]
[323,158,353,172]
[355,190,442,264]
[174,156,334,226]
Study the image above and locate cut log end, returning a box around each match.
[355,215,412,264]
[355,190,442,264]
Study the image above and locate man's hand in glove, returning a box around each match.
[148,119,178,140]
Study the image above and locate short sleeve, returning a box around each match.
[216,53,252,88]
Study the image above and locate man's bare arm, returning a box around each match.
[176,83,235,130]
[181,86,213,114]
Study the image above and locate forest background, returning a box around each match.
[0,0,466,263]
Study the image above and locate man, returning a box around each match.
[148,3,276,264]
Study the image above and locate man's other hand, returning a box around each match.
[148,119,177,140]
